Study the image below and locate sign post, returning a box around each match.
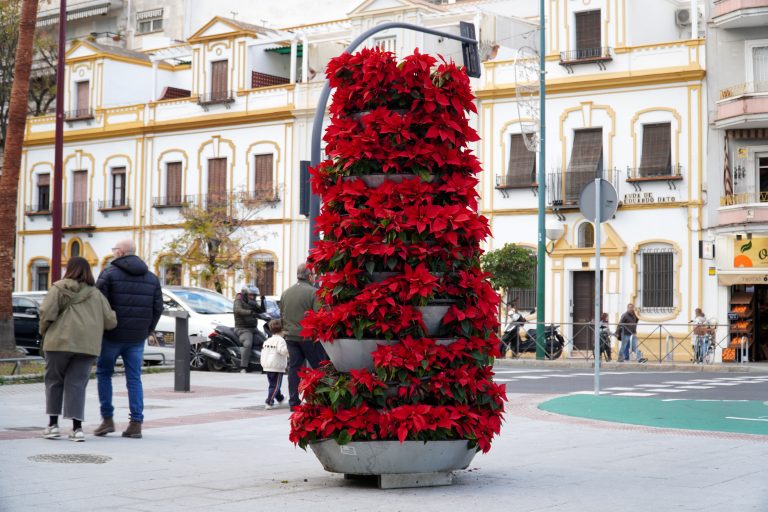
[579,179,618,395]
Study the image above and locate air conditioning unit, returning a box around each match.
[675,8,703,27]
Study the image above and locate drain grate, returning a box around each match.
[29,454,112,464]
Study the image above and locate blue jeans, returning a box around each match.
[97,340,145,423]
[619,334,637,361]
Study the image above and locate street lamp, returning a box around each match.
[545,225,564,255]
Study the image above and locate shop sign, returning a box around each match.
[718,273,768,285]
[622,192,676,205]
[733,238,768,268]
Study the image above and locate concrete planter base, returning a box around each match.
[310,439,476,488]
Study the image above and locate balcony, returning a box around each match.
[712,0,768,28]
[716,81,768,129]
[197,90,235,110]
[98,198,131,212]
[152,195,194,208]
[24,204,51,216]
[547,168,621,213]
[718,192,768,226]
[558,47,612,73]
[63,201,94,230]
[244,188,281,206]
[64,108,95,122]
[495,174,537,198]
[626,165,684,191]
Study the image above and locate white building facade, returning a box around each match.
[19,0,717,360]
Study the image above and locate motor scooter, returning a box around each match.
[200,312,273,372]
[500,309,565,360]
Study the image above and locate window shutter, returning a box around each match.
[575,10,601,54]
[566,128,602,202]
[77,81,89,113]
[111,167,126,206]
[207,158,227,206]
[211,61,228,99]
[254,154,274,198]
[639,123,671,176]
[166,162,182,205]
[506,134,536,187]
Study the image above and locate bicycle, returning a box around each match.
[693,319,716,364]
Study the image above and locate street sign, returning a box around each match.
[579,179,618,223]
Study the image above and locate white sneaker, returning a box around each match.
[265,403,275,410]
[42,425,60,439]
[68,429,85,442]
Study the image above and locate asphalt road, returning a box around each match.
[492,365,768,401]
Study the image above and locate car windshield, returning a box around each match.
[171,289,233,315]
[265,299,280,318]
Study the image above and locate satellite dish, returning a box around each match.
[513,46,540,153]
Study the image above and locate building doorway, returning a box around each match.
[572,270,602,350]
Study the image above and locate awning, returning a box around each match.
[265,45,303,57]
[137,8,163,20]
[717,272,768,286]
[37,2,115,28]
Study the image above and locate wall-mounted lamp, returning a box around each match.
[736,234,743,241]
[545,225,565,255]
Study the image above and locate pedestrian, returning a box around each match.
[280,262,326,410]
[617,303,642,362]
[39,257,117,442]
[692,308,708,363]
[234,285,266,373]
[599,312,612,362]
[260,318,288,409]
[93,238,162,439]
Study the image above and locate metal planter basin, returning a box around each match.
[310,439,476,475]
[343,174,416,188]
[321,338,399,371]
[417,304,451,337]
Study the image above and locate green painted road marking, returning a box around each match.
[538,395,768,436]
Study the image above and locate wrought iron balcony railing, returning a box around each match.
[547,168,621,209]
[64,108,94,121]
[152,195,194,208]
[64,201,93,228]
[559,47,612,71]
[197,90,235,108]
[719,81,768,100]
[98,198,131,210]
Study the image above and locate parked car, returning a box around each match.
[12,292,45,355]
[264,295,281,320]
[153,286,236,370]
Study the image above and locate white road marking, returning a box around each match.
[604,387,637,391]
[663,381,700,385]
[493,378,516,382]
[635,384,672,388]
[613,392,657,397]
[725,417,768,422]
[676,385,714,389]
[642,388,687,393]
[569,391,612,395]
[515,376,550,380]
[493,369,552,374]
[701,382,741,386]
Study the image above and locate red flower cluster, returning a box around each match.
[291,48,505,454]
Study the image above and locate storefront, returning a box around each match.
[716,236,768,363]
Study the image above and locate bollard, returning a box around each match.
[165,310,191,392]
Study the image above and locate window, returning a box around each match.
[31,261,49,291]
[37,174,50,211]
[166,162,182,206]
[374,36,397,54]
[503,134,536,187]
[76,81,89,115]
[759,156,768,201]
[254,154,274,199]
[507,252,537,312]
[751,44,768,90]
[137,8,163,34]
[566,128,603,203]
[638,248,675,311]
[577,223,594,248]
[575,10,601,60]
[210,60,228,101]
[248,256,276,295]
[71,241,80,258]
[639,123,672,177]
[207,157,227,207]
[161,263,182,286]
[111,167,126,207]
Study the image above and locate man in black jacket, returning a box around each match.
[234,285,266,372]
[93,239,162,439]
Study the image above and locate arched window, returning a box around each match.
[71,241,81,258]
[578,223,594,248]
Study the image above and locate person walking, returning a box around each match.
[93,238,162,439]
[234,285,266,373]
[281,262,325,410]
[692,308,708,363]
[599,312,612,362]
[260,319,287,409]
[617,303,639,362]
[39,257,117,442]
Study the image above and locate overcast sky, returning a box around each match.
[190,0,361,29]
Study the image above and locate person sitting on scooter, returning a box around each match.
[234,285,266,373]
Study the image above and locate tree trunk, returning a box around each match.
[0,0,39,355]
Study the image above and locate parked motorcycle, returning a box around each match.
[200,312,273,372]
[500,309,565,360]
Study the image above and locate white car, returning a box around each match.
[152,286,237,370]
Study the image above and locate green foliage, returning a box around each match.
[480,243,537,294]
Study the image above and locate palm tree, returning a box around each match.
[0,0,40,354]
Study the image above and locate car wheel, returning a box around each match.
[190,343,208,371]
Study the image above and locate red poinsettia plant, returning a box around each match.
[290,47,505,454]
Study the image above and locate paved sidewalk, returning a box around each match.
[1,371,767,511]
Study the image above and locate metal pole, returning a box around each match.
[309,22,479,248]
[594,179,602,395]
[173,311,191,392]
[535,0,546,359]
[51,0,66,281]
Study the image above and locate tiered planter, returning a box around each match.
[289,48,506,488]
